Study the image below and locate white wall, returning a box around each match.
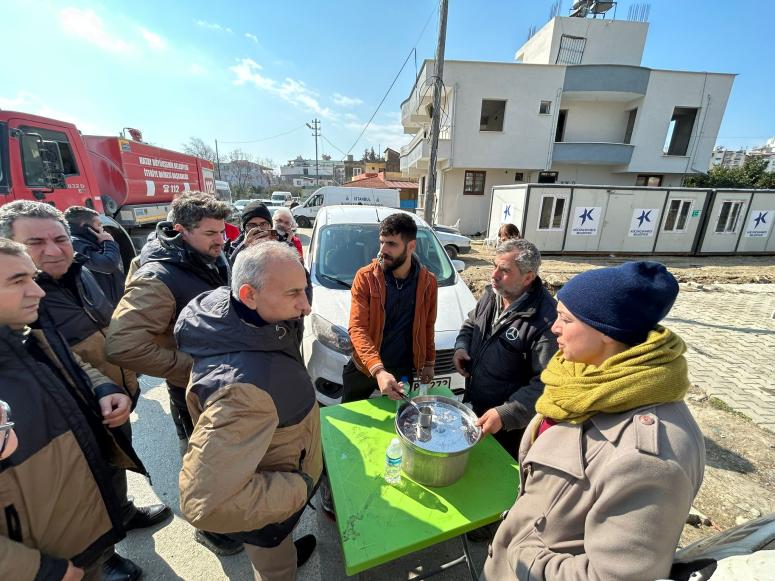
[560,100,636,143]
[436,168,518,234]
[627,71,734,175]
[444,61,565,170]
[516,17,648,67]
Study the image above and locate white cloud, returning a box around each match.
[196,19,233,34]
[188,63,207,76]
[230,58,337,120]
[140,27,167,51]
[245,32,258,44]
[58,7,133,53]
[332,93,363,107]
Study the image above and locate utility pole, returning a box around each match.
[423,0,449,225]
[306,119,321,186]
[214,139,222,179]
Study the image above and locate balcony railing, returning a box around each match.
[553,142,634,165]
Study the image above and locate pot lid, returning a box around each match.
[397,398,480,453]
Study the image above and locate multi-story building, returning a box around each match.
[280,155,344,186]
[710,147,747,170]
[400,13,735,234]
[748,138,775,173]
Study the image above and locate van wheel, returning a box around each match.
[444,245,459,260]
[297,216,311,228]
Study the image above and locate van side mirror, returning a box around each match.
[452,259,465,272]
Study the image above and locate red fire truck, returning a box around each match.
[0,110,217,264]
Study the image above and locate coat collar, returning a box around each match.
[522,405,659,480]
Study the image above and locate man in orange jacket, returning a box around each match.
[344,212,438,402]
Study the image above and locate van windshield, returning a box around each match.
[315,224,456,288]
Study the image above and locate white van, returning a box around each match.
[270,191,293,205]
[214,180,232,204]
[292,186,400,228]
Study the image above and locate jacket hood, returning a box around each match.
[140,221,230,284]
[174,286,301,359]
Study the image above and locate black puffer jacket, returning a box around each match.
[36,257,113,346]
[454,278,558,430]
[70,224,125,308]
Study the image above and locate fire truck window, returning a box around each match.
[20,126,79,177]
[20,136,47,187]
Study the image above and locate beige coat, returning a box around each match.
[482,402,705,581]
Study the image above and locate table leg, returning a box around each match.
[411,535,478,581]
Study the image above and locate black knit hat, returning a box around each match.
[557,261,679,345]
[240,201,272,230]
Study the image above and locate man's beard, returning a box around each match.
[382,248,408,272]
[492,282,521,302]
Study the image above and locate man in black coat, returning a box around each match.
[64,205,126,308]
[454,238,558,457]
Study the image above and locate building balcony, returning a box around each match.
[400,63,453,134]
[552,142,634,165]
[562,65,650,101]
[400,129,451,177]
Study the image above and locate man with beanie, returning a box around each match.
[105,192,242,557]
[454,239,557,459]
[228,201,277,264]
[482,261,705,581]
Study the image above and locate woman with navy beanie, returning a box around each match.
[483,261,705,580]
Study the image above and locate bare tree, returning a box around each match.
[181,137,217,164]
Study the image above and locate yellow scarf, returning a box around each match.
[535,326,690,424]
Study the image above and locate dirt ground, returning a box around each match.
[459,243,775,547]
[459,241,775,297]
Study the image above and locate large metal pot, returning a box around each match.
[394,395,482,487]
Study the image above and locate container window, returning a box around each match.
[715,200,744,234]
[664,199,693,232]
[538,195,567,230]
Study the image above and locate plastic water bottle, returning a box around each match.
[418,382,429,396]
[384,438,403,484]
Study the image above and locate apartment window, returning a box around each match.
[514,172,525,182]
[663,107,698,156]
[556,35,586,65]
[555,110,568,142]
[623,108,637,144]
[538,195,566,230]
[715,200,744,234]
[635,174,663,187]
[463,170,486,195]
[539,101,551,115]
[664,199,693,232]
[480,100,506,132]
[353,167,363,176]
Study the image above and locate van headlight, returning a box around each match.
[311,314,352,355]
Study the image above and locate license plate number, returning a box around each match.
[411,376,451,390]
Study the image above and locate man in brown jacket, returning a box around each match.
[105,192,240,556]
[0,200,169,580]
[345,212,438,402]
[175,242,322,580]
[0,238,145,581]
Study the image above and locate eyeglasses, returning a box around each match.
[0,400,13,458]
[245,223,272,232]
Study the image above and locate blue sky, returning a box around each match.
[2,0,772,168]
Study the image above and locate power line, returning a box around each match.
[321,134,348,157]
[343,2,439,158]
[218,124,307,145]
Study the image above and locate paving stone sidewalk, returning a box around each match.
[665,283,775,432]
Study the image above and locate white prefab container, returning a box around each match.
[487,184,714,255]
[698,190,775,254]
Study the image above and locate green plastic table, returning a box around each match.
[320,389,520,577]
